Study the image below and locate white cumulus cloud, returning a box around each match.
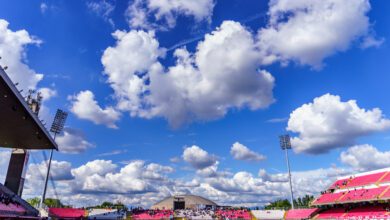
[101,21,275,127]
[230,142,266,162]
[56,127,94,154]
[182,145,217,170]
[257,0,378,68]
[340,144,390,171]
[101,29,163,116]
[70,90,121,129]
[71,160,173,194]
[126,0,215,30]
[27,160,74,181]
[0,19,43,93]
[287,94,390,154]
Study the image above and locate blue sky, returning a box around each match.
[1,0,390,207]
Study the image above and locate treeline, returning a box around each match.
[27,197,70,208]
[27,198,127,211]
[264,195,315,210]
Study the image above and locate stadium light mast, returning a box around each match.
[279,134,295,210]
[40,109,68,209]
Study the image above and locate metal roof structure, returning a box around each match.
[0,66,57,150]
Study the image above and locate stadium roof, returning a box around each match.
[152,195,218,210]
[0,66,57,150]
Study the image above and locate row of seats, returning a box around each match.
[315,205,390,219]
[313,186,390,205]
[215,209,251,219]
[131,209,251,220]
[330,171,390,189]
[131,209,173,219]
[0,192,26,215]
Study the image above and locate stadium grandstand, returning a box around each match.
[310,167,390,219]
[0,63,57,218]
[152,195,218,210]
[3,62,390,220]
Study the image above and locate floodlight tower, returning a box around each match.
[279,134,295,209]
[40,109,68,208]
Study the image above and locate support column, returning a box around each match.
[4,149,29,196]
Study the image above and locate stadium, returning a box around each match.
[0,61,390,219]
[1,55,390,219]
[1,1,390,219]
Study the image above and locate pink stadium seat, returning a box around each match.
[346,172,386,188]
[0,202,26,214]
[216,209,251,220]
[338,186,387,203]
[132,210,173,219]
[380,172,390,184]
[342,206,390,219]
[380,186,390,199]
[312,192,343,205]
[285,208,318,220]
[316,208,345,219]
[329,178,350,189]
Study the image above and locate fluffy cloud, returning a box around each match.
[70,90,121,129]
[287,94,390,154]
[102,21,275,127]
[340,144,390,171]
[27,160,74,181]
[257,0,377,68]
[56,128,94,154]
[21,155,354,208]
[230,142,266,162]
[0,19,43,93]
[148,21,274,126]
[126,0,215,30]
[71,160,117,178]
[101,29,163,116]
[71,160,173,194]
[182,145,217,170]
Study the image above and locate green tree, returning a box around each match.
[26,197,68,208]
[293,195,315,208]
[264,195,315,210]
[89,201,127,211]
[27,197,41,207]
[264,199,291,210]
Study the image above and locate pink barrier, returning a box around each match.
[49,208,86,218]
[285,208,318,220]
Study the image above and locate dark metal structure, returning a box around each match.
[0,65,57,197]
[0,66,57,150]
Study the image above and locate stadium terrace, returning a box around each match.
[1,0,390,219]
